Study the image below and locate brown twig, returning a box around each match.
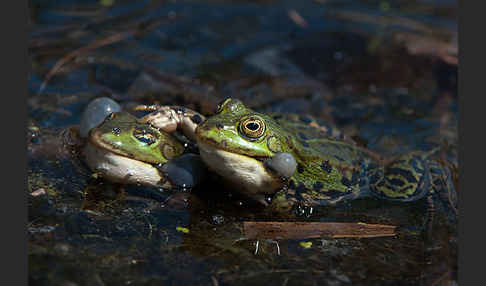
[243,221,397,239]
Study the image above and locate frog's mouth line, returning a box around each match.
[197,138,265,162]
[195,136,269,163]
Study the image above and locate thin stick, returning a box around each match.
[243,221,397,239]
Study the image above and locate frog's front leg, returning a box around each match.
[135,105,206,141]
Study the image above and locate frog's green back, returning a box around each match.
[269,113,346,142]
[268,112,373,206]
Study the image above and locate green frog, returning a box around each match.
[135,99,457,215]
[83,111,205,189]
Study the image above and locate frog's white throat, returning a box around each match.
[197,141,283,196]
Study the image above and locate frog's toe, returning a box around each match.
[80,97,121,137]
[161,154,206,189]
[264,152,297,179]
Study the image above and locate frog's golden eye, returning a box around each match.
[239,116,266,139]
[133,127,158,145]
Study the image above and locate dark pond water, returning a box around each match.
[28,0,457,285]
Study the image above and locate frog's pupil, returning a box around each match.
[246,122,259,131]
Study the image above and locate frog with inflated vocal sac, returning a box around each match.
[136,98,457,216]
[81,99,205,190]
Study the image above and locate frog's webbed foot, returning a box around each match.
[425,194,435,237]
[135,105,206,142]
[264,152,297,179]
[427,159,458,223]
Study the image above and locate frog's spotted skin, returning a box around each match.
[368,152,433,201]
[267,112,350,143]
[194,98,455,212]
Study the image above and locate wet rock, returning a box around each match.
[244,47,306,77]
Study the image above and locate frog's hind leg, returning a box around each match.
[370,152,457,229]
[369,152,432,202]
[422,160,457,240]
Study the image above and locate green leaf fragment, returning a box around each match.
[300,241,312,248]
[176,226,190,233]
